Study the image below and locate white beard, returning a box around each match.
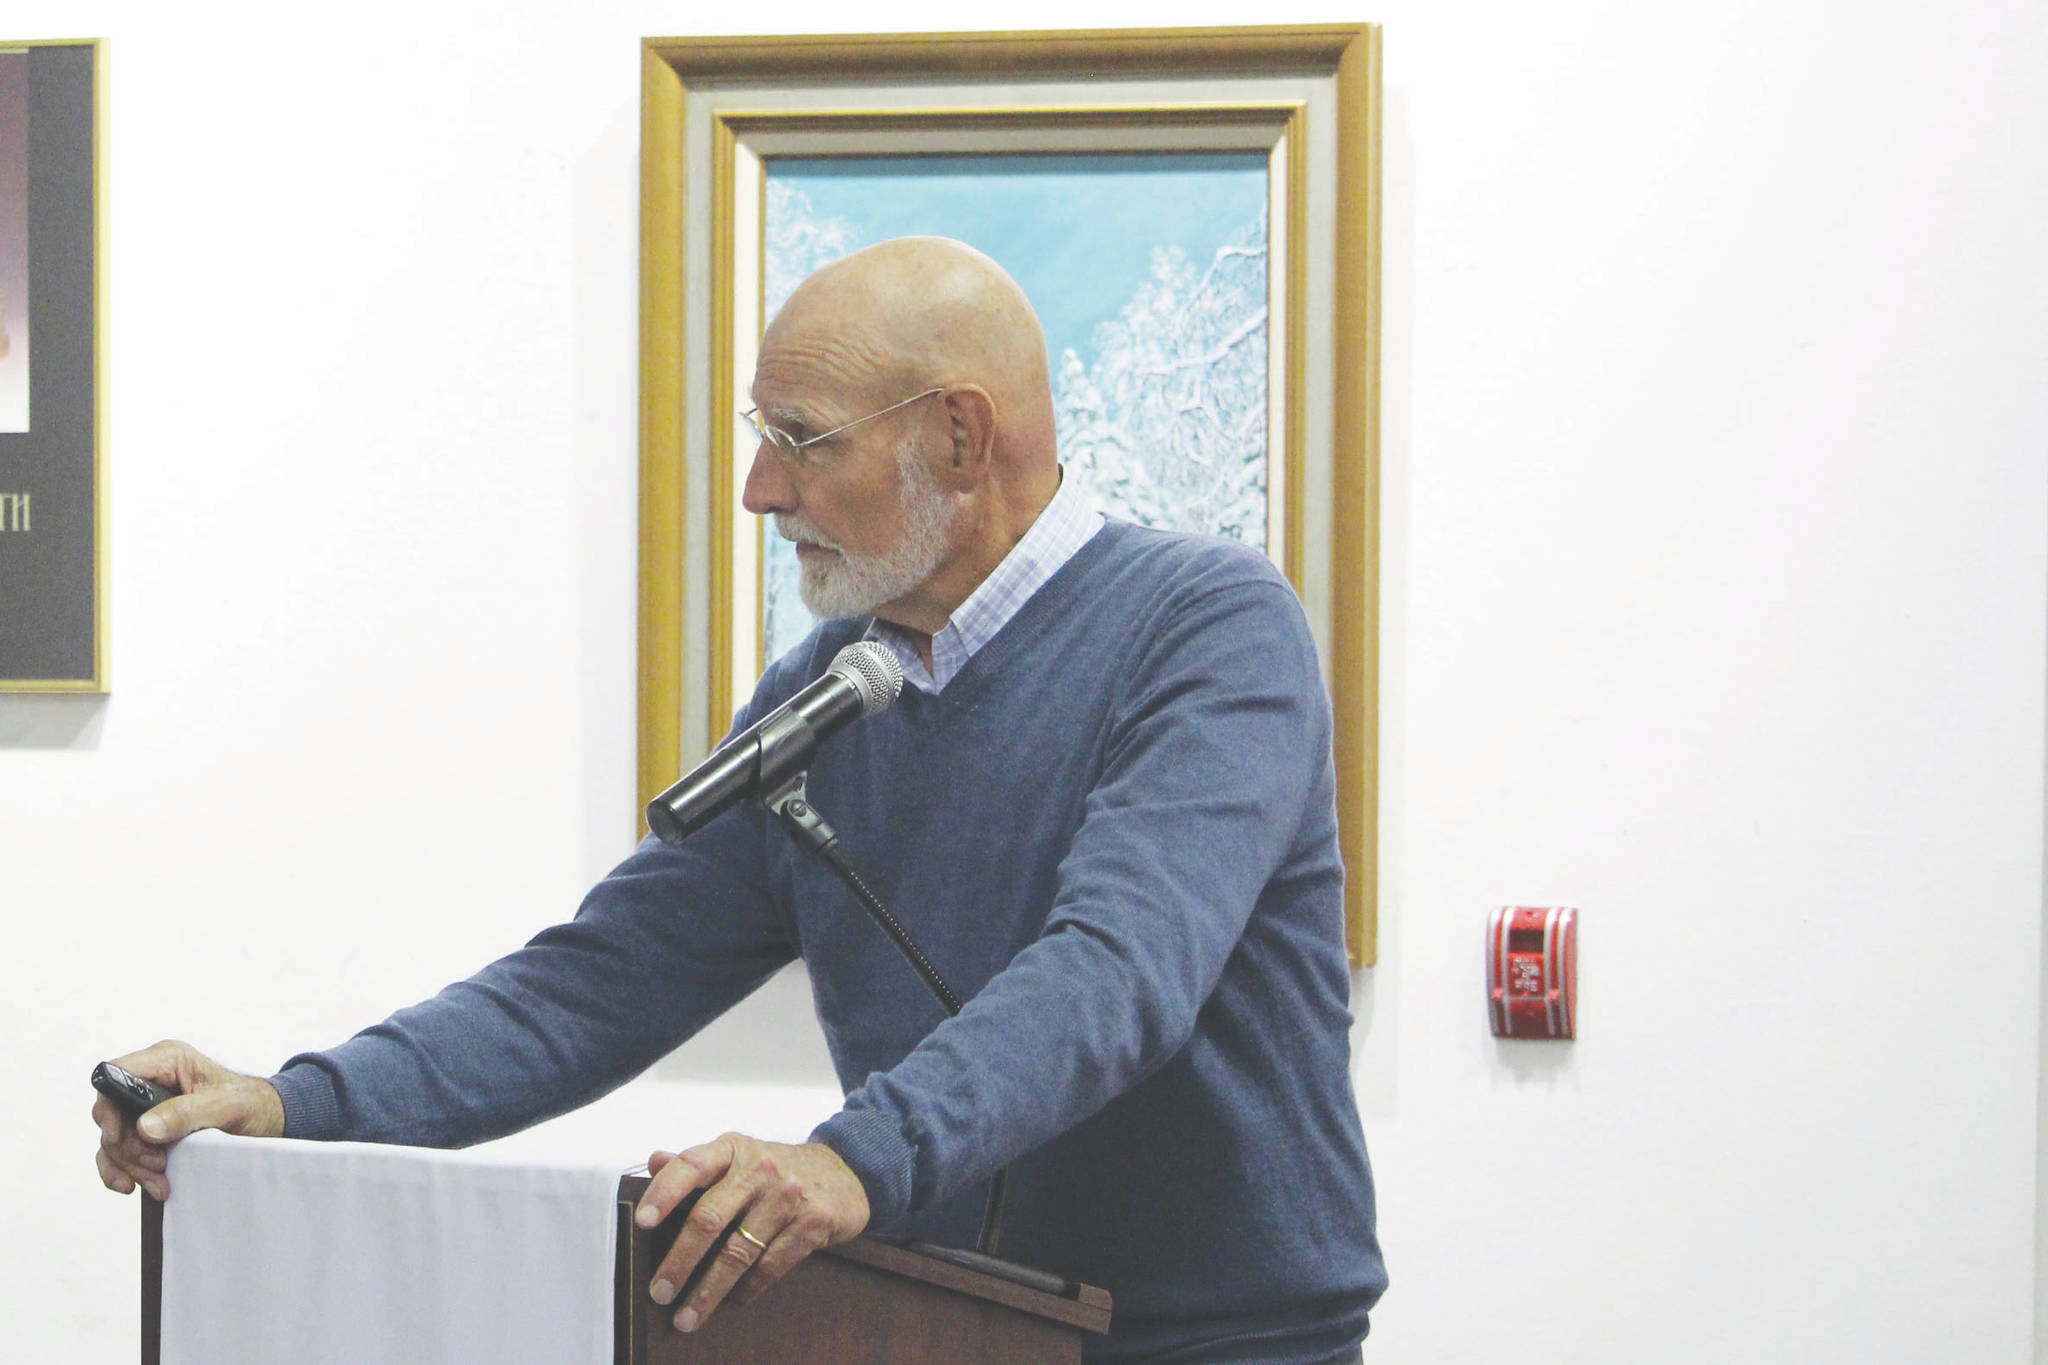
[777,445,957,621]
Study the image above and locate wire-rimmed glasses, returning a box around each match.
[739,387,944,463]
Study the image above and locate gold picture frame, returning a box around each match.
[638,25,1382,962]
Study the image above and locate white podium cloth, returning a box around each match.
[161,1130,621,1365]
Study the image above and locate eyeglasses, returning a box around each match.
[739,387,944,462]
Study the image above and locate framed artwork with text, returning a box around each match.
[0,38,103,692]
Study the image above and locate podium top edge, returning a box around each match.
[616,1174,1112,1334]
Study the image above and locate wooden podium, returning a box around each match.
[142,1176,1111,1364]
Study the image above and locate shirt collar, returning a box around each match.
[867,470,1103,693]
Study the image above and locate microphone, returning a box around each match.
[646,641,904,844]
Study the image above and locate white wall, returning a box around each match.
[3,2,2042,1361]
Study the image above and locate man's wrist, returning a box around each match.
[267,1062,343,1140]
[245,1078,287,1138]
[809,1110,912,1227]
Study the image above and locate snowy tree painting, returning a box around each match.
[1052,214,1268,547]
[759,155,1270,662]
[758,181,864,659]
[764,180,865,321]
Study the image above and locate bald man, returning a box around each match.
[96,239,1386,1362]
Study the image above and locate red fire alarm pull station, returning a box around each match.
[1488,906,1578,1039]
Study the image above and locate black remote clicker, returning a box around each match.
[92,1061,177,1120]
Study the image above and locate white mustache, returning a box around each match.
[773,514,840,552]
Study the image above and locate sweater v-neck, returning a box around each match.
[881,519,1135,720]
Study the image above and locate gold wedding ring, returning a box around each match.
[736,1226,768,1253]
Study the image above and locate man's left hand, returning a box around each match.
[634,1134,870,1334]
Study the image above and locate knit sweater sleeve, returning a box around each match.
[812,570,1334,1222]
[270,802,795,1146]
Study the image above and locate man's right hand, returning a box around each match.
[92,1040,286,1201]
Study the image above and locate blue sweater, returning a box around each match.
[273,520,1386,1362]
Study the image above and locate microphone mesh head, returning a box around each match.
[829,640,905,716]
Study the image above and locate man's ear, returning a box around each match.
[938,386,997,487]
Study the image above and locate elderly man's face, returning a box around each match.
[741,342,957,624]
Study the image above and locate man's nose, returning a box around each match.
[741,438,795,517]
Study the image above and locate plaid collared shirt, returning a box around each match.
[868,470,1103,694]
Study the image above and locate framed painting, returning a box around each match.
[0,38,104,691]
[639,26,1382,962]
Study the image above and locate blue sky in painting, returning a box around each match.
[769,153,1267,364]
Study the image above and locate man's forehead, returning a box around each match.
[760,291,911,370]
[746,369,833,426]
[749,338,891,421]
